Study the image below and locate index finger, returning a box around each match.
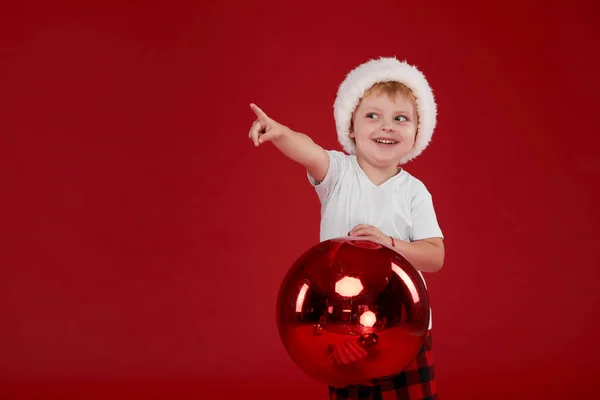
[250,103,269,122]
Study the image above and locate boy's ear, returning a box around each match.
[349,130,355,139]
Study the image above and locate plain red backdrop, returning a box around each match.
[1,1,599,399]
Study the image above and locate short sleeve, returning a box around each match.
[307,150,348,203]
[410,181,444,241]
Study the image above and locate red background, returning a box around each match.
[2,1,599,399]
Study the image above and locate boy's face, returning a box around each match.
[350,92,417,168]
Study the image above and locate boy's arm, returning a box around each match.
[271,129,329,183]
[249,103,329,183]
[348,225,444,273]
[390,237,444,273]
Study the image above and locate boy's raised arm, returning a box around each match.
[249,103,329,183]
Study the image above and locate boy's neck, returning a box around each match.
[356,156,401,186]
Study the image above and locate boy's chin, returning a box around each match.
[359,153,403,169]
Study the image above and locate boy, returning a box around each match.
[248,57,444,399]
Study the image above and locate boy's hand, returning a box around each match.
[248,103,289,147]
[349,225,393,247]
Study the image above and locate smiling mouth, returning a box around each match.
[373,139,398,145]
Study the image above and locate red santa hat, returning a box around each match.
[334,57,438,164]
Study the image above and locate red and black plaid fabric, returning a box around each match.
[328,331,436,400]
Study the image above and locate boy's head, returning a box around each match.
[334,57,437,165]
[349,82,418,168]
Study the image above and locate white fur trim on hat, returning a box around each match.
[333,57,437,164]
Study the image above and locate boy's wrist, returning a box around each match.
[281,125,294,137]
[272,125,292,144]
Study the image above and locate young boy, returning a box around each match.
[248,57,444,400]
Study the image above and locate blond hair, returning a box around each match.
[350,81,417,133]
[363,81,415,102]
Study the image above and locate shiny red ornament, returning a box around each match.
[276,237,430,388]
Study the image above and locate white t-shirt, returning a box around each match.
[307,150,444,330]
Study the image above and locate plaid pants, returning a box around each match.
[328,331,436,400]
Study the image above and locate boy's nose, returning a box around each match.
[381,124,394,132]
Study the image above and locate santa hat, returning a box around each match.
[333,57,438,164]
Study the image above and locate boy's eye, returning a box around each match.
[365,113,407,121]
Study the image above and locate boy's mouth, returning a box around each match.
[372,138,398,145]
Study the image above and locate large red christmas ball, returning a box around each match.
[276,237,430,388]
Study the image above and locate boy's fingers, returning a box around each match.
[248,123,259,146]
[353,231,378,241]
[351,224,368,232]
[249,120,258,138]
[249,120,267,146]
[350,225,369,234]
[250,103,269,122]
[258,131,275,144]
